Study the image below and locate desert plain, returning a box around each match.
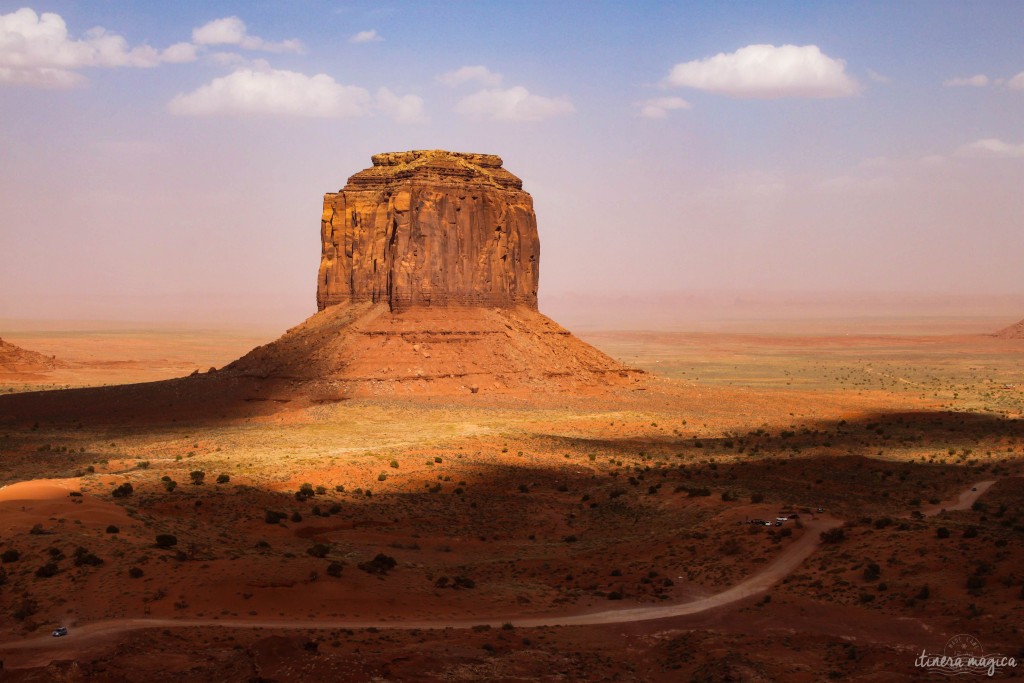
[0,315,1021,681]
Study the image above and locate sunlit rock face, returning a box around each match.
[316,150,540,312]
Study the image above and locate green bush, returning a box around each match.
[358,553,397,575]
[155,534,178,548]
[111,482,134,498]
[216,473,230,484]
[189,470,205,485]
[35,562,59,578]
[307,543,330,558]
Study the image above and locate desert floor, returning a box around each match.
[0,320,1022,681]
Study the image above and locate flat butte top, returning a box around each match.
[343,149,525,191]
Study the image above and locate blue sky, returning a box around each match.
[1,1,1022,327]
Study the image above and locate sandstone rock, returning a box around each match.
[993,318,1024,339]
[0,337,60,373]
[221,149,642,396]
[317,150,540,311]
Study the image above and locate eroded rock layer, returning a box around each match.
[317,150,540,311]
[224,302,640,397]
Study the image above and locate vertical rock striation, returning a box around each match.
[317,150,540,311]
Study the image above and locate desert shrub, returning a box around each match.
[722,491,737,502]
[917,585,930,600]
[155,534,178,548]
[966,576,986,595]
[0,567,5,585]
[315,485,326,495]
[607,591,623,600]
[873,517,893,529]
[291,512,303,523]
[106,525,120,533]
[35,562,59,578]
[820,528,846,544]
[136,461,150,469]
[859,593,875,603]
[299,483,315,496]
[30,523,46,535]
[307,543,330,558]
[264,510,285,524]
[563,535,578,543]
[750,492,765,503]
[111,482,134,498]
[863,562,881,581]
[326,561,344,577]
[358,553,397,575]
[687,487,711,497]
[74,547,103,567]
[390,460,399,469]
[435,456,443,463]
[128,567,144,578]
[377,472,388,482]
[216,473,230,484]
[2,549,21,563]
[936,527,950,539]
[962,526,978,538]
[189,470,205,485]
[335,485,345,492]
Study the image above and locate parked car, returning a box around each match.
[52,626,68,637]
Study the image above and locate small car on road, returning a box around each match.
[52,626,68,637]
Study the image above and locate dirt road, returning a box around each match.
[0,481,994,666]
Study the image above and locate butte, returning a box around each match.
[223,150,641,398]
[0,151,640,423]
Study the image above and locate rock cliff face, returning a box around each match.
[317,150,539,311]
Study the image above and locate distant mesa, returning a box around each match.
[227,150,640,396]
[0,337,61,375]
[993,318,1024,339]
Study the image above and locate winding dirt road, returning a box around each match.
[0,481,996,665]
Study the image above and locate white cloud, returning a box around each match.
[867,69,891,84]
[1008,71,1024,90]
[168,68,371,118]
[454,86,574,122]
[160,42,198,64]
[943,74,988,87]
[438,65,503,88]
[376,87,425,122]
[955,138,1024,159]
[664,44,859,99]
[349,29,382,44]
[0,7,190,87]
[636,96,691,119]
[192,16,302,53]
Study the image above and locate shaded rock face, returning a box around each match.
[317,150,540,312]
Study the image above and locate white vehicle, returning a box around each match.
[52,626,68,637]
[775,517,788,523]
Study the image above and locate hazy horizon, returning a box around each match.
[2,2,1022,330]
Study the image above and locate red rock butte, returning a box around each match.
[317,150,539,311]
[224,150,640,396]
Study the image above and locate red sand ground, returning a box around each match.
[0,324,1021,680]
